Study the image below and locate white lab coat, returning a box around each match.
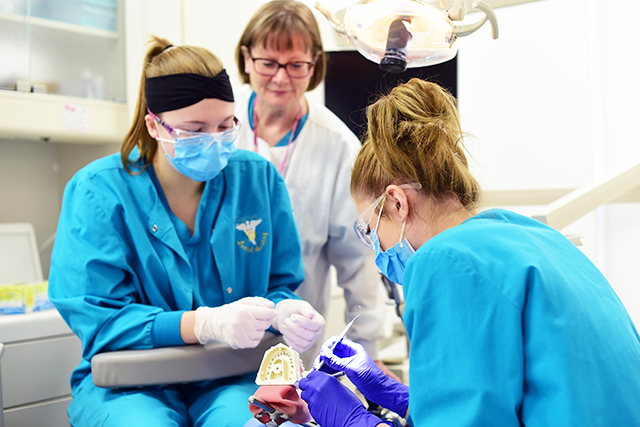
[234,85,387,364]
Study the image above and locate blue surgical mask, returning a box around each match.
[155,123,238,182]
[372,221,415,285]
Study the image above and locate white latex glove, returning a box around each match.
[272,299,326,353]
[193,297,277,349]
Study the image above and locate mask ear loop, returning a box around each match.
[399,219,407,248]
[153,121,164,147]
[396,186,416,247]
[373,195,386,232]
[154,121,176,159]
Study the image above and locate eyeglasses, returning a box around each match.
[148,109,240,144]
[250,57,315,78]
[353,183,422,249]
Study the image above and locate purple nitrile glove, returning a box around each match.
[314,336,409,417]
[299,370,390,427]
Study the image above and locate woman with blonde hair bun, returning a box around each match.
[299,78,640,427]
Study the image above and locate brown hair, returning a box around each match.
[120,35,225,174]
[351,78,481,211]
[235,0,326,91]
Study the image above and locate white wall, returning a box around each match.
[455,0,640,324]
[0,139,118,278]
[185,0,640,325]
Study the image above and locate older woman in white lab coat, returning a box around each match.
[233,0,391,369]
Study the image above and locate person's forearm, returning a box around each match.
[180,310,198,344]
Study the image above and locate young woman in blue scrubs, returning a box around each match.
[48,36,325,427]
[298,78,640,427]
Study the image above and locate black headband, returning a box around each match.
[145,70,234,113]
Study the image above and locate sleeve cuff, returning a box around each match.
[152,310,187,347]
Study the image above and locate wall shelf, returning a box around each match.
[0,90,129,145]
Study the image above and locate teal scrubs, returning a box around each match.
[403,209,640,426]
[49,149,304,427]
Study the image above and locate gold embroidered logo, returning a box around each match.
[236,217,268,253]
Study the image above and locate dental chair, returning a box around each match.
[91,332,284,388]
[92,334,406,427]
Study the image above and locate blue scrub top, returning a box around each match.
[403,209,640,426]
[49,149,304,389]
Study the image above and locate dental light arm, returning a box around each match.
[448,0,467,20]
[532,162,640,231]
[314,2,346,36]
[452,1,499,39]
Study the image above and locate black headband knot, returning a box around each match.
[145,69,234,113]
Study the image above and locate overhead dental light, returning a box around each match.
[314,0,499,72]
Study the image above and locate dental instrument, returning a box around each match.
[316,312,361,371]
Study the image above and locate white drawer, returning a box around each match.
[2,334,82,408]
[0,310,73,344]
[4,396,71,427]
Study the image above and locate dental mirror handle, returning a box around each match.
[316,312,360,371]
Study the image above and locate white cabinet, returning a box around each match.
[0,0,129,144]
[0,310,82,427]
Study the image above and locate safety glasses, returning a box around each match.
[354,193,386,250]
[353,183,422,249]
[148,109,240,144]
